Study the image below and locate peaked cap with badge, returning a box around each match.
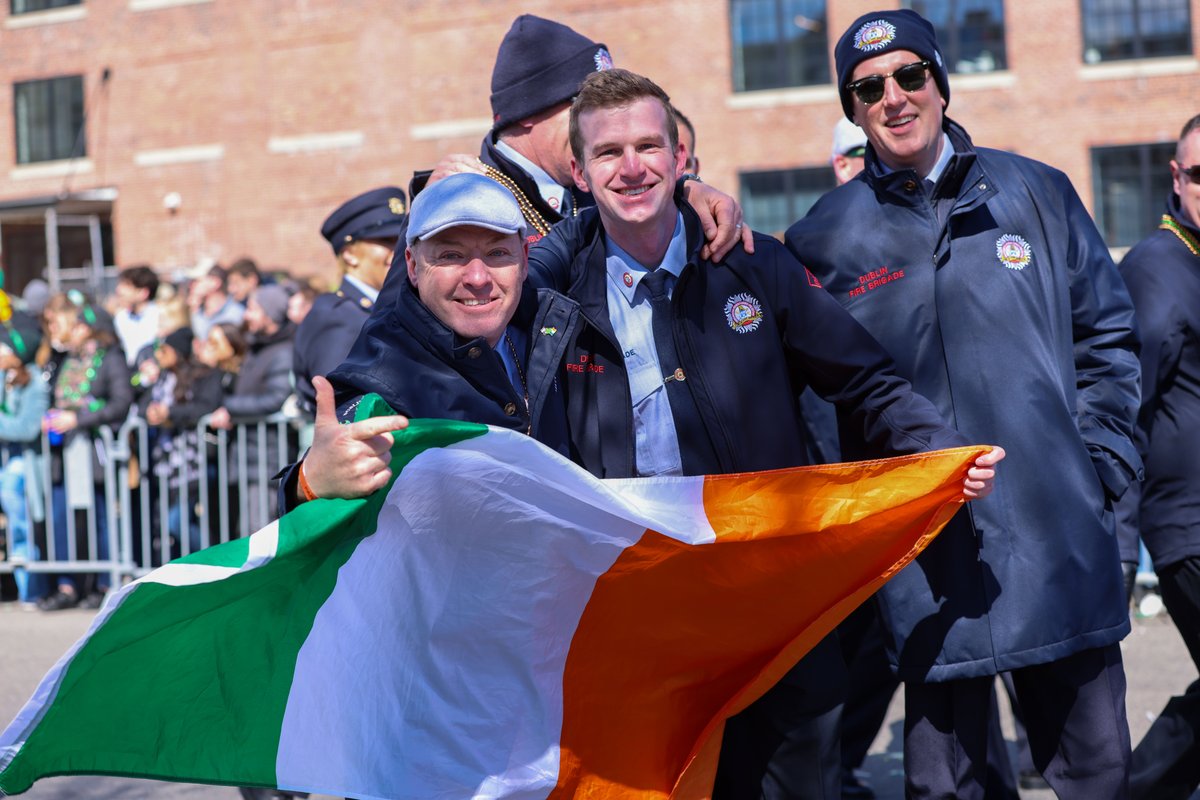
[834,9,951,121]
[320,187,408,255]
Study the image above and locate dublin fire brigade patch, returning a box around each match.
[854,20,897,52]
[724,293,763,334]
[996,234,1032,270]
[594,48,614,71]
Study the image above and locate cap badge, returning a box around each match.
[388,197,406,215]
[623,272,633,288]
[996,234,1032,270]
[594,48,614,71]
[853,20,897,52]
[724,293,763,334]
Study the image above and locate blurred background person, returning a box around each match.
[189,265,244,340]
[831,117,867,186]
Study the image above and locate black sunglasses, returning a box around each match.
[846,60,932,106]
[1178,163,1200,181]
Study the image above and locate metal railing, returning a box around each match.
[0,413,306,594]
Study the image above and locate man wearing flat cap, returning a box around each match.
[281,172,579,506]
[293,187,408,414]
[785,9,1140,798]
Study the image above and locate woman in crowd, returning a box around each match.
[38,292,132,611]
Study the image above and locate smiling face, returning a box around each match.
[406,226,528,347]
[571,96,684,257]
[850,49,945,177]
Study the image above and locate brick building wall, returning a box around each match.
[1,0,1197,286]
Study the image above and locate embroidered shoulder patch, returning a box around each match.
[724,293,763,334]
[996,234,1032,270]
[854,20,897,52]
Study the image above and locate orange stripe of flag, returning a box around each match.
[549,446,986,800]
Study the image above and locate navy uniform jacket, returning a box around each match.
[786,119,1141,682]
[528,203,964,480]
[293,279,374,414]
[1118,194,1200,570]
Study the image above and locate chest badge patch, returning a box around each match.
[853,20,897,52]
[724,293,763,334]
[996,234,1033,270]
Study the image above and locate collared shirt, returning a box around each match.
[115,303,161,366]
[343,274,379,304]
[495,324,528,403]
[604,213,688,477]
[494,139,570,215]
[877,132,954,186]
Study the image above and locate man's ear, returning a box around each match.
[571,157,590,194]
[405,248,419,287]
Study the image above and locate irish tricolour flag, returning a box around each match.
[0,396,984,799]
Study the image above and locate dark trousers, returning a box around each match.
[1131,556,1200,800]
[837,599,900,772]
[905,643,1130,800]
[713,631,845,800]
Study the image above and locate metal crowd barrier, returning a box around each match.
[0,413,305,594]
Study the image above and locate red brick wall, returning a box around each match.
[1,0,1196,284]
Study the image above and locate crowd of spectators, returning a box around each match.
[0,258,321,611]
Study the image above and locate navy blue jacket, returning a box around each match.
[328,276,580,456]
[529,203,965,480]
[1118,194,1200,570]
[293,278,375,414]
[786,120,1141,681]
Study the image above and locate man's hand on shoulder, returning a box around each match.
[428,154,488,186]
[681,178,755,262]
[299,376,410,502]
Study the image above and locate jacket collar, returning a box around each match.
[1165,191,1200,241]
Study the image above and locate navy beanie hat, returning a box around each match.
[490,14,613,131]
[834,10,950,121]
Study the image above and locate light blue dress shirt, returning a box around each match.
[343,273,380,304]
[493,140,570,214]
[604,213,688,477]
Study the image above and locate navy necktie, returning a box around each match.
[642,269,714,474]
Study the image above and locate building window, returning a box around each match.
[740,167,835,235]
[1092,143,1176,248]
[730,0,829,92]
[1081,0,1192,62]
[903,0,1007,72]
[13,75,85,164]
[10,0,82,13]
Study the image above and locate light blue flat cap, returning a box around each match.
[405,173,527,246]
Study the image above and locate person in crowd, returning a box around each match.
[209,284,296,530]
[225,257,262,307]
[189,265,244,340]
[0,309,49,607]
[287,284,318,327]
[784,11,1140,798]
[112,265,161,366]
[19,278,49,317]
[1121,112,1200,800]
[831,117,867,187]
[672,104,700,175]
[293,187,408,414]
[38,293,133,611]
[522,67,1002,800]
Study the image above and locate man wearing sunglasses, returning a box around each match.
[785,9,1141,799]
[1120,113,1200,800]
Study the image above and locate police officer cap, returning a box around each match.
[320,187,409,255]
[834,9,950,122]
[406,173,527,247]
